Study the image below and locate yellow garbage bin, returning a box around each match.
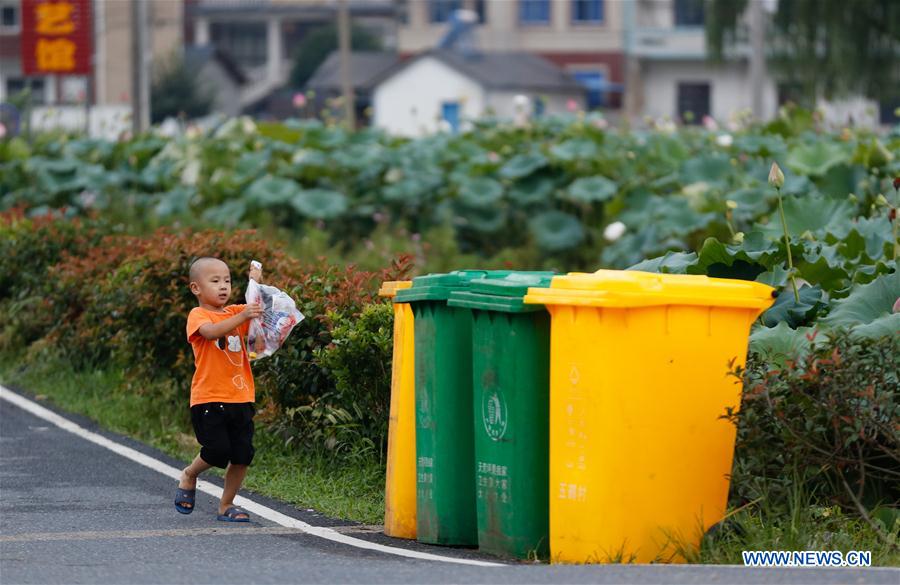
[379,280,416,539]
[523,270,775,563]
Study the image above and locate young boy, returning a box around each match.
[174,257,264,522]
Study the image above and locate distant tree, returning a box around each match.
[289,24,383,89]
[151,54,214,124]
[706,0,900,103]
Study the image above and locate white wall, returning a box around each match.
[640,60,778,122]
[486,90,583,119]
[28,105,133,139]
[373,56,485,137]
[817,96,881,128]
[639,60,884,127]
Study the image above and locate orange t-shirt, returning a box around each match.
[186,305,255,407]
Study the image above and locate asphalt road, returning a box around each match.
[1,388,897,585]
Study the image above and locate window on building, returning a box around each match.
[210,22,268,68]
[673,0,705,27]
[395,0,410,25]
[442,101,460,133]
[776,82,812,108]
[1,1,20,31]
[6,78,47,105]
[430,0,462,23]
[573,71,606,109]
[880,97,900,126]
[473,0,486,23]
[572,0,604,24]
[61,76,88,104]
[520,0,550,24]
[677,82,710,123]
[430,0,484,24]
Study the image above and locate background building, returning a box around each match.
[371,48,585,136]
[186,0,397,111]
[0,0,182,137]
[397,0,624,111]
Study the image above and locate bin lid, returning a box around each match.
[523,269,776,309]
[447,272,556,313]
[378,280,412,299]
[393,270,514,303]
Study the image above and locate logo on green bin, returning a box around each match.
[482,390,508,441]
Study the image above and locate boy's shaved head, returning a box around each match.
[189,257,228,282]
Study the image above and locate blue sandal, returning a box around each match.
[217,506,250,522]
[174,488,196,515]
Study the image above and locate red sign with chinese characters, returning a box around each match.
[20,0,92,75]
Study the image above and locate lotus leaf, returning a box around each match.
[550,139,598,162]
[155,187,194,217]
[733,134,786,157]
[817,164,860,198]
[383,174,443,204]
[680,154,732,186]
[627,251,698,274]
[759,194,853,239]
[565,176,617,204]
[455,177,504,208]
[823,270,900,330]
[291,188,348,220]
[748,322,823,367]
[529,210,585,252]
[457,205,506,233]
[725,188,771,222]
[246,176,301,206]
[202,199,247,227]
[499,152,548,180]
[786,142,848,176]
[762,285,825,328]
[234,151,270,184]
[850,313,900,339]
[509,176,555,205]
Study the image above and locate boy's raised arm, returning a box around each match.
[197,304,263,340]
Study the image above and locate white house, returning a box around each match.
[372,49,586,136]
[624,0,893,127]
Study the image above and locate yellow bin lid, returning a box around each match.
[523,269,776,309]
[378,280,412,299]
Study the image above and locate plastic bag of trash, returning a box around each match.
[245,262,304,360]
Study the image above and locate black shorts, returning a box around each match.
[190,402,255,469]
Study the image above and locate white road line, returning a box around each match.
[0,386,504,567]
[0,527,305,542]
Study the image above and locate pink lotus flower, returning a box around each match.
[566,99,578,112]
[293,93,307,108]
[0,123,6,139]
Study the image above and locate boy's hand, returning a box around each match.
[242,301,264,322]
[249,261,263,283]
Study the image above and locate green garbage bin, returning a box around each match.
[395,270,514,546]
[448,273,554,560]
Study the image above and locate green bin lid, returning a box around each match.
[394,270,515,303]
[447,272,555,313]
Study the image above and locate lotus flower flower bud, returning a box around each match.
[768,162,785,189]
